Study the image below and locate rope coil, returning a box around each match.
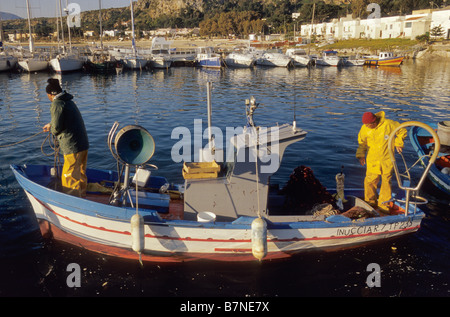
[0,130,61,172]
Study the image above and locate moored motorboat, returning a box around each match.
[286,48,313,67]
[195,47,222,68]
[344,55,366,66]
[149,37,172,69]
[255,50,292,67]
[49,53,85,73]
[224,51,255,68]
[84,51,120,73]
[10,92,436,263]
[18,56,49,72]
[315,50,344,67]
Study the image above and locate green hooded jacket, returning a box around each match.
[50,92,89,155]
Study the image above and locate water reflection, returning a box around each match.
[0,60,449,297]
[0,60,448,186]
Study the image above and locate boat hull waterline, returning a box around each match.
[11,164,424,263]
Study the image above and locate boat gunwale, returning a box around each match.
[409,125,450,193]
[11,164,425,231]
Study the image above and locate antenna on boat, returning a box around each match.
[293,67,297,131]
[206,81,214,156]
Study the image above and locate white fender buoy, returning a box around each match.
[131,213,144,265]
[251,217,267,261]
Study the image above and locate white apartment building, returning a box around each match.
[300,9,450,41]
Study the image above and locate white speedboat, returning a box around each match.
[286,48,313,67]
[315,50,344,67]
[255,50,292,67]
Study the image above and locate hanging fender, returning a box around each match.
[251,217,267,261]
[131,213,144,255]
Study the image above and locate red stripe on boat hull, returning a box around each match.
[38,220,290,262]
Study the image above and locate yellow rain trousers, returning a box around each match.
[356,111,407,210]
[61,150,88,198]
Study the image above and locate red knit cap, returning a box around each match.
[362,112,377,124]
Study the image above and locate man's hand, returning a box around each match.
[43,123,51,132]
[396,146,403,154]
[358,157,366,166]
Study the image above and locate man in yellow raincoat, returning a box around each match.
[356,111,407,212]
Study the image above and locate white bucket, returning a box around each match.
[197,211,216,223]
[437,121,450,146]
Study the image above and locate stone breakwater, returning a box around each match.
[321,42,450,60]
[414,43,450,60]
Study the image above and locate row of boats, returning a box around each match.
[223,48,404,68]
[0,45,404,74]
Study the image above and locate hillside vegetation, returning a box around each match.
[1,0,446,39]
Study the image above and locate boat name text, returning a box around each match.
[336,219,413,236]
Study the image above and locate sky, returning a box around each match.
[1,0,134,19]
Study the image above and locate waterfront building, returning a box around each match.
[300,8,450,41]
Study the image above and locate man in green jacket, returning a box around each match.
[43,78,89,197]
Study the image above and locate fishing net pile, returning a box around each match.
[280,165,377,219]
[281,165,335,214]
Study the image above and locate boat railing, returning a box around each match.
[388,121,441,215]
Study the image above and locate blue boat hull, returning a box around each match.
[410,124,450,195]
[197,57,222,68]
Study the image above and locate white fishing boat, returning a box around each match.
[10,86,435,263]
[224,50,255,68]
[255,49,292,67]
[149,37,172,69]
[315,50,344,67]
[364,52,404,67]
[286,48,313,67]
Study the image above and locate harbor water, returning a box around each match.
[0,60,449,300]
